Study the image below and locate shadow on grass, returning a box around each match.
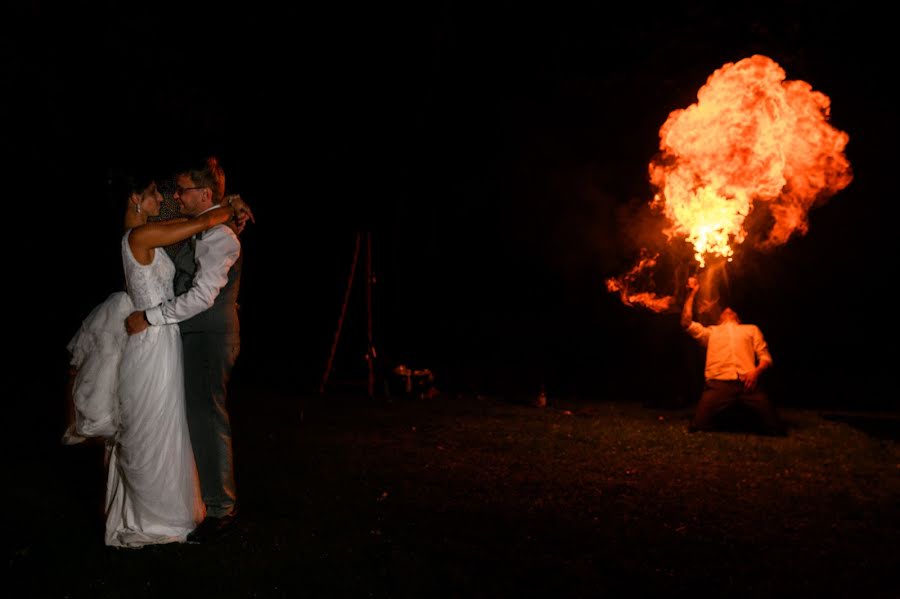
[821,412,900,441]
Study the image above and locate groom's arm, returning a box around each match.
[145,226,240,326]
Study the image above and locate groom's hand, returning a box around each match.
[125,311,149,336]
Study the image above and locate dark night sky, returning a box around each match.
[5,2,897,408]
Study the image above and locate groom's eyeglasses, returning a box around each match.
[175,186,207,195]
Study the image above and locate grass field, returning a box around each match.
[9,389,899,597]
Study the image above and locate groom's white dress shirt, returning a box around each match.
[145,206,241,326]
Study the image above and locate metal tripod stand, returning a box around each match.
[319,231,377,397]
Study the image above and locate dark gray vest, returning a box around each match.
[173,232,242,336]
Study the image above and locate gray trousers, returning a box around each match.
[182,332,240,518]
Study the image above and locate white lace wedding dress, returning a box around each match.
[70,230,205,547]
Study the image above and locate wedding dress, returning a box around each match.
[68,230,205,546]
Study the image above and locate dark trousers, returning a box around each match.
[182,332,240,517]
[691,379,784,434]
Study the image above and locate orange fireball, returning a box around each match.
[650,54,852,266]
[607,55,852,311]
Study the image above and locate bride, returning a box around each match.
[66,171,250,547]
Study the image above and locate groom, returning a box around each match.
[125,156,246,543]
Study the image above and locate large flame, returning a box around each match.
[608,55,852,311]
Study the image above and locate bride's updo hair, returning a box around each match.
[106,166,161,230]
[108,169,156,203]
[179,156,226,203]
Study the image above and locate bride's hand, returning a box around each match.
[224,194,255,233]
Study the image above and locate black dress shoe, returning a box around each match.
[186,513,236,544]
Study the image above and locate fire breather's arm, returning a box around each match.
[741,357,771,391]
[681,277,699,329]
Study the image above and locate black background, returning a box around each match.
[5,1,897,411]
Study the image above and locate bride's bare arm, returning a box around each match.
[129,206,235,251]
